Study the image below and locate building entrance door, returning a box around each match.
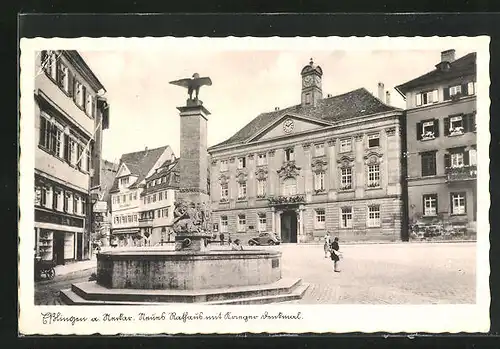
[53,232,65,265]
[76,233,83,261]
[280,210,298,243]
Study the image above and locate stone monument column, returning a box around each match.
[169,73,213,252]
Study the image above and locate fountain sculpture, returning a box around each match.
[60,73,308,304]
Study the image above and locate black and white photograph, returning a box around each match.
[19,36,490,334]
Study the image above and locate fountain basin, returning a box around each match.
[97,249,282,290]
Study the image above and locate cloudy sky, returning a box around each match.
[79,48,470,163]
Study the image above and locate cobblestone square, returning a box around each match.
[34,242,476,305]
[279,242,476,304]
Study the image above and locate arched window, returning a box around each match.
[283,177,297,196]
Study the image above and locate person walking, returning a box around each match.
[220,232,225,246]
[330,237,341,272]
[323,232,331,258]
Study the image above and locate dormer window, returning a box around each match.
[119,177,129,187]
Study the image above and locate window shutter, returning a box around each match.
[422,195,425,215]
[433,119,440,137]
[82,86,87,109]
[443,87,450,101]
[63,134,70,161]
[432,90,438,103]
[444,117,450,136]
[461,83,468,95]
[464,150,470,166]
[449,194,454,214]
[468,81,475,95]
[463,192,467,213]
[416,122,422,140]
[72,79,77,103]
[434,194,439,214]
[92,96,96,118]
[444,153,451,169]
[56,61,61,84]
[39,117,46,146]
[472,113,476,132]
[415,93,422,106]
[40,51,47,70]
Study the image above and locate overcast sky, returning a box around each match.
[79,49,470,163]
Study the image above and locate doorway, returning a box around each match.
[76,233,83,261]
[280,210,298,243]
[53,232,65,265]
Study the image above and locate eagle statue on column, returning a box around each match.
[169,73,213,101]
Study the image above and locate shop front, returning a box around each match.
[35,209,85,265]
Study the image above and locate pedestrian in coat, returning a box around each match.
[323,232,331,258]
[330,237,341,272]
[220,232,225,245]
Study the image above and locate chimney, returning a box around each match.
[385,91,391,105]
[377,82,385,101]
[327,93,332,98]
[275,107,280,111]
[441,49,456,63]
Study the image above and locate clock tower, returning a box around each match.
[301,58,323,107]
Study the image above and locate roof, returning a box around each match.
[100,160,119,205]
[395,52,476,97]
[209,87,399,150]
[64,51,106,93]
[109,145,169,193]
[141,159,180,196]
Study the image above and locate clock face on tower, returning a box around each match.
[283,119,295,134]
[303,75,313,88]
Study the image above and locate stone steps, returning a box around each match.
[60,277,308,305]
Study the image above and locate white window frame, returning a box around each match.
[76,81,84,107]
[449,85,462,96]
[416,89,438,106]
[237,157,246,169]
[86,93,93,116]
[54,188,63,211]
[451,193,466,215]
[340,207,353,228]
[220,160,228,172]
[221,182,229,199]
[422,120,436,139]
[367,164,380,187]
[315,209,326,230]
[469,148,477,165]
[285,148,295,161]
[315,143,325,157]
[257,179,266,196]
[450,115,464,133]
[257,154,267,166]
[451,152,464,168]
[238,182,247,199]
[258,213,267,232]
[283,177,297,196]
[339,139,352,153]
[367,205,381,227]
[220,216,229,233]
[340,167,353,189]
[237,214,246,232]
[367,134,380,148]
[314,171,325,191]
[49,52,58,80]
[423,195,437,216]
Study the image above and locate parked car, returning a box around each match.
[248,232,281,246]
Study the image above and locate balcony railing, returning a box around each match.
[445,165,477,182]
[268,194,305,205]
[138,217,153,227]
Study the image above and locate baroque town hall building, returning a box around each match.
[208,59,406,243]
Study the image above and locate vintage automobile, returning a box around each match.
[248,232,281,246]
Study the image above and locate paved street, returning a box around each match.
[35,242,475,305]
[280,242,476,304]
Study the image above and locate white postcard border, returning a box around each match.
[19,36,491,335]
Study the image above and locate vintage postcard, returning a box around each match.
[19,36,490,335]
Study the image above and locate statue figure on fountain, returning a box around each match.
[172,200,212,235]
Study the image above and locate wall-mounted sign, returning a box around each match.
[93,201,108,213]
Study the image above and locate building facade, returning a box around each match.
[34,50,108,264]
[109,146,175,246]
[138,158,179,245]
[395,50,477,236]
[208,59,406,243]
